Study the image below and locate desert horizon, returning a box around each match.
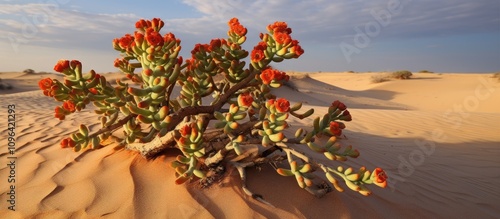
[1,70,499,218]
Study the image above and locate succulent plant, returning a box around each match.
[39,18,387,205]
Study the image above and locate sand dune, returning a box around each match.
[0,72,499,218]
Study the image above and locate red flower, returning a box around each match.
[329,121,343,136]
[114,58,128,68]
[209,38,226,51]
[54,59,70,72]
[164,32,176,43]
[373,168,388,188]
[145,28,164,47]
[228,18,247,37]
[238,92,254,107]
[340,110,352,121]
[251,47,265,63]
[231,24,247,36]
[38,78,53,91]
[89,88,98,95]
[331,100,346,111]
[60,137,76,148]
[273,32,291,45]
[151,18,164,31]
[135,31,145,45]
[191,43,209,58]
[118,34,134,50]
[267,21,291,34]
[338,103,347,111]
[274,98,290,113]
[179,125,192,136]
[228,18,239,26]
[290,44,304,57]
[62,100,76,113]
[54,106,66,120]
[60,138,69,148]
[70,60,81,69]
[260,68,275,85]
[273,71,289,81]
[135,19,151,29]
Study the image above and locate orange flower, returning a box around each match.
[54,106,66,120]
[228,17,239,26]
[267,21,291,34]
[60,138,69,148]
[62,100,76,113]
[251,47,265,63]
[60,137,75,148]
[145,28,164,47]
[329,121,342,136]
[135,19,151,29]
[238,92,254,107]
[191,43,209,58]
[54,59,70,72]
[373,168,388,188]
[228,18,247,37]
[135,31,145,44]
[89,88,98,94]
[114,58,128,68]
[209,38,226,51]
[231,24,247,36]
[260,68,275,84]
[38,78,53,91]
[273,71,289,81]
[179,125,192,136]
[164,32,176,43]
[290,44,304,57]
[70,60,81,69]
[273,32,291,45]
[274,98,290,113]
[151,18,164,31]
[118,34,134,50]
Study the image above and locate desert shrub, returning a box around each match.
[38,18,387,203]
[492,72,500,81]
[23,69,35,74]
[418,70,433,73]
[391,70,412,79]
[370,74,390,83]
[347,70,355,73]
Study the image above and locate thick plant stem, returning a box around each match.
[126,72,258,159]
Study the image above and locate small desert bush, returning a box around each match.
[418,70,433,73]
[492,72,500,81]
[370,74,390,83]
[23,69,36,74]
[391,70,412,79]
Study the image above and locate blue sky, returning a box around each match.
[1,0,499,73]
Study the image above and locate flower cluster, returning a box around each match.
[251,21,304,70]
[228,18,247,37]
[259,68,290,86]
[38,78,56,97]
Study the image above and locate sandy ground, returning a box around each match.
[0,72,499,218]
